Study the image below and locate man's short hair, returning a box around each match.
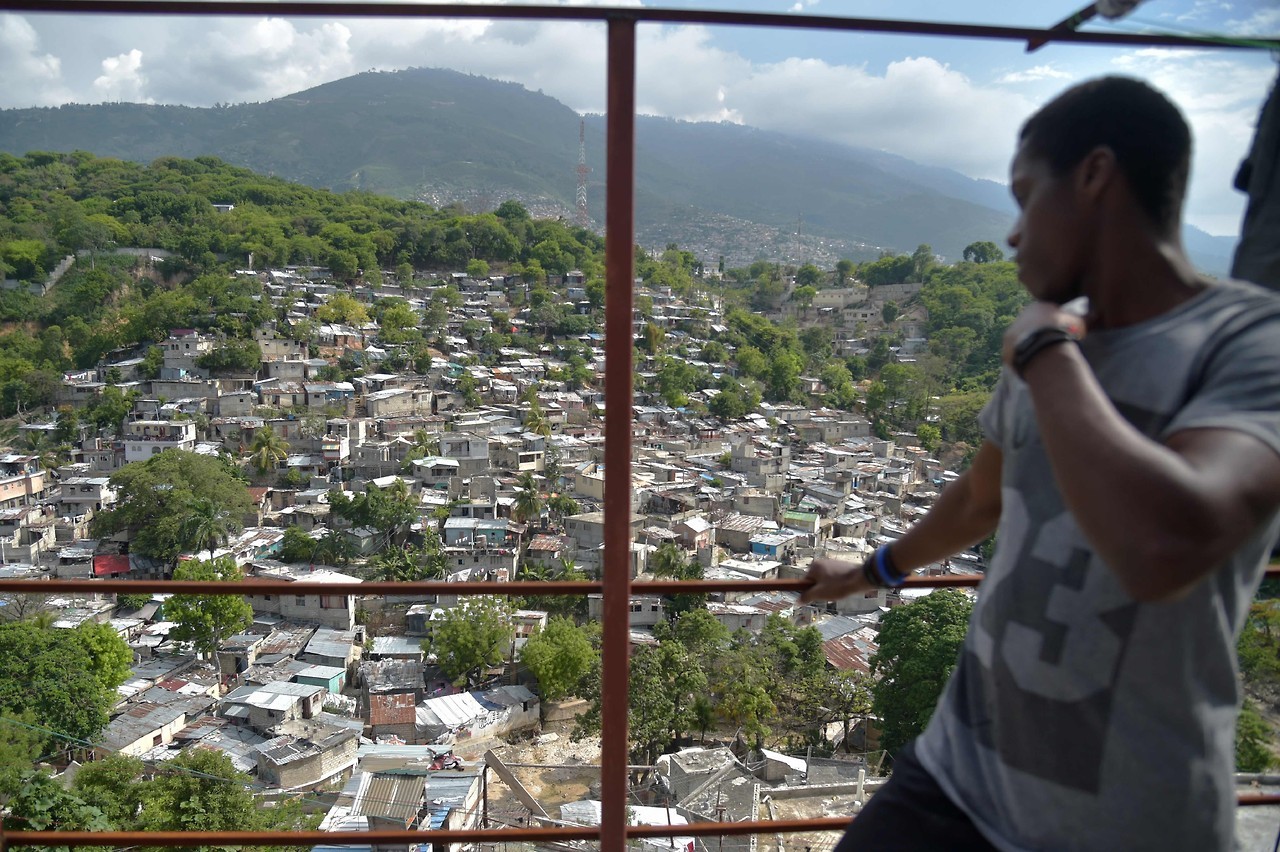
[1019,76,1191,231]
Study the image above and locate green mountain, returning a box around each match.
[0,66,1235,270]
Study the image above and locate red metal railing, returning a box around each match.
[0,3,1278,849]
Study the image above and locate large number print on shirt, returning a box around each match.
[949,493,1139,793]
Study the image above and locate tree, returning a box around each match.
[0,711,46,799]
[963,240,1005,263]
[794,264,822,288]
[92,450,252,564]
[180,496,234,560]
[328,480,418,544]
[523,395,551,437]
[513,472,543,527]
[70,753,148,826]
[314,292,370,325]
[165,556,254,658]
[835,258,855,286]
[248,424,290,477]
[5,770,111,834]
[424,596,513,688]
[313,527,355,566]
[74,620,133,696]
[1236,699,1275,772]
[870,589,973,758]
[626,643,707,762]
[520,617,598,701]
[369,542,446,582]
[466,258,490,279]
[0,621,122,755]
[911,243,935,280]
[195,339,262,375]
[137,747,315,839]
[916,422,942,453]
[546,493,579,528]
[279,525,318,564]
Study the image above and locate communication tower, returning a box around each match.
[575,119,591,229]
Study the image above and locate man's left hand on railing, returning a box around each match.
[798,555,875,603]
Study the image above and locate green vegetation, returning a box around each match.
[1237,598,1280,770]
[47,750,317,846]
[165,556,255,658]
[870,589,973,758]
[91,450,253,564]
[0,150,604,415]
[520,617,598,702]
[0,620,133,757]
[576,610,867,762]
[423,596,514,688]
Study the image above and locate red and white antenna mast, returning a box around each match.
[575,119,590,228]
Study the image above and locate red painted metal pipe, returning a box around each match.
[0,2,1273,51]
[601,16,637,852]
[3,568,1277,597]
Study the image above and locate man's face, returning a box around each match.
[1006,140,1087,305]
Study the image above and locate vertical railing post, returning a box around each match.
[601,12,637,852]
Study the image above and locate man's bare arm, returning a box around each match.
[1018,337,1280,602]
[799,440,1004,603]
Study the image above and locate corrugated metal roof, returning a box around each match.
[352,773,425,825]
[418,692,484,728]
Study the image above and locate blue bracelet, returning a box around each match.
[874,545,906,588]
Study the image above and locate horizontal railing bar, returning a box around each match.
[0,1,1273,50]
[5,567,1280,596]
[9,800,1280,849]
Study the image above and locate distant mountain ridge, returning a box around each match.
[0,67,1236,271]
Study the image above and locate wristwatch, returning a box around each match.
[1011,325,1079,377]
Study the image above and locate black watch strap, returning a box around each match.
[1012,326,1077,377]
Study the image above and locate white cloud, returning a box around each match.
[0,14,71,108]
[997,64,1073,84]
[1109,47,1274,234]
[3,5,1272,235]
[92,49,151,104]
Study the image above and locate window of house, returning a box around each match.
[295,595,306,607]
[264,595,273,601]
[630,604,641,613]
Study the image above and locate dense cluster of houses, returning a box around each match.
[7,262,984,848]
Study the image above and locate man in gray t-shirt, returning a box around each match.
[802,77,1280,851]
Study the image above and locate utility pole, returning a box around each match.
[575,119,591,229]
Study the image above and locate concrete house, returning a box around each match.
[95,692,216,757]
[222,681,327,733]
[121,419,198,463]
[414,685,539,745]
[256,722,359,789]
[245,566,361,630]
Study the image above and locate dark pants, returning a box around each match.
[833,742,997,852]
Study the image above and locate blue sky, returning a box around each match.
[0,0,1275,235]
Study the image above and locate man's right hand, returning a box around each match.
[799,555,874,604]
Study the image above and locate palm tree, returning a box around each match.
[248,425,290,477]
[512,472,543,527]
[21,431,62,477]
[523,397,551,437]
[313,528,354,567]
[181,498,234,561]
[402,429,440,471]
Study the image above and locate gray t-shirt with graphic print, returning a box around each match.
[914,279,1280,851]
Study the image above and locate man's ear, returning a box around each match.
[1076,146,1118,201]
